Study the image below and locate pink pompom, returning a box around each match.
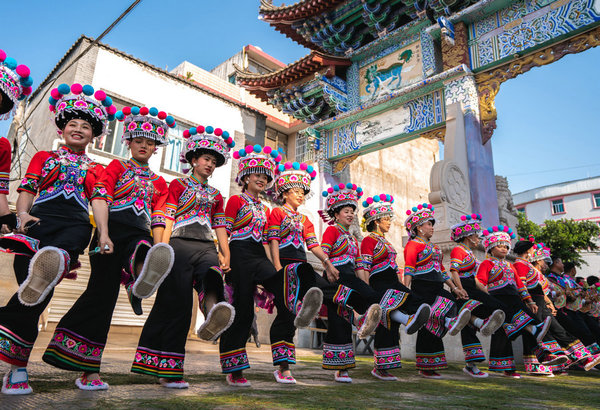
[51,88,62,99]
[139,107,149,116]
[417,204,423,210]
[406,210,411,215]
[245,145,253,153]
[310,170,317,178]
[471,213,477,219]
[157,111,167,120]
[263,146,272,154]
[503,226,510,232]
[196,125,205,134]
[275,155,282,162]
[367,197,374,205]
[71,83,83,94]
[214,128,223,136]
[427,204,433,209]
[183,130,190,138]
[284,161,292,169]
[49,105,55,112]
[107,105,117,115]
[483,230,489,236]
[390,195,394,202]
[233,151,240,159]
[352,184,357,190]
[595,282,600,287]
[327,187,334,194]
[22,87,32,96]
[300,163,308,170]
[460,215,467,221]
[94,90,107,101]
[379,194,386,200]
[338,183,345,189]
[225,137,233,144]
[0,50,6,61]
[492,226,499,232]
[16,65,30,78]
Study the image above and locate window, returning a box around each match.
[228,74,236,84]
[92,96,129,159]
[551,198,565,215]
[295,132,315,163]
[265,127,287,160]
[593,192,600,208]
[517,206,526,214]
[162,123,191,174]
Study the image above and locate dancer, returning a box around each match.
[449,214,506,378]
[132,125,235,388]
[403,203,471,379]
[42,105,177,390]
[359,194,431,381]
[476,226,560,379]
[0,83,115,395]
[0,49,34,230]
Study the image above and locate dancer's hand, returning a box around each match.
[274,262,283,271]
[219,253,231,273]
[98,234,114,254]
[325,264,339,282]
[16,212,39,234]
[529,304,538,314]
[455,288,469,300]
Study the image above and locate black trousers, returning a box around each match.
[132,238,222,379]
[0,215,92,367]
[219,239,292,373]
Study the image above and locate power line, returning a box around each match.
[506,163,600,177]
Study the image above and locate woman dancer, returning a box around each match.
[132,125,235,388]
[42,105,177,390]
[449,214,506,378]
[476,226,560,378]
[359,194,431,381]
[0,83,114,395]
[403,203,472,379]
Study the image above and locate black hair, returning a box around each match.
[563,262,575,272]
[57,111,103,137]
[187,149,224,167]
[586,275,599,286]
[366,220,377,232]
[329,204,356,219]
[0,89,14,115]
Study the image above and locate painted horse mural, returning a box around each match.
[364,49,413,100]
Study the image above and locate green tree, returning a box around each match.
[516,213,600,266]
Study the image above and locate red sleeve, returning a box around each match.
[84,163,104,199]
[359,236,376,273]
[476,259,492,285]
[511,263,533,303]
[450,246,466,272]
[267,207,284,242]
[513,262,528,280]
[303,216,319,250]
[150,176,168,228]
[91,159,124,203]
[17,151,51,194]
[211,192,226,229]
[403,240,425,277]
[0,138,11,195]
[224,195,243,236]
[321,226,338,256]
[165,179,185,221]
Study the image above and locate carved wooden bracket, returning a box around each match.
[475,25,600,144]
[331,153,359,174]
[420,127,445,141]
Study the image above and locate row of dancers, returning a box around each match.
[0,54,599,396]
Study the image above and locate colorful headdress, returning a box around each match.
[513,235,536,256]
[115,106,175,146]
[450,213,482,242]
[531,243,552,263]
[404,203,435,236]
[233,144,281,185]
[0,49,33,118]
[180,125,235,168]
[274,161,317,197]
[482,225,516,252]
[49,83,116,137]
[319,183,363,224]
[362,194,394,229]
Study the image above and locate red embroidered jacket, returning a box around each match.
[514,258,550,295]
[321,223,361,267]
[359,232,399,276]
[267,204,319,261]
[225,192,270,244]
[449,244,478,278]
[403,237,448,282]
[477,257,533,304]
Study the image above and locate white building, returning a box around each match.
[513,176,600,277]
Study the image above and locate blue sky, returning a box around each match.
[1,0,598,194]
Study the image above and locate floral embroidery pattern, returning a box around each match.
[0,325,33,367]
[271,341,296,365]
[374,346,402,370]
[463,342,485,362]
[43,327,104,372]
[416,351,447,370]
[322,343,355,370]
[131,347,184,378]
[220,348,250,373]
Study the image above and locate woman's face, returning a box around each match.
[129,137,156,163]
[466,234,480,247]
[417,220,434,239]
[376,216,392,234]
[491,244,509,258]
[283,187,305,209]
[245,173,268,193]
[335,206,355,227]
[62,119,94,151]
[193,153,217,179]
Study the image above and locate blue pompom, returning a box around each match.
[20,77,33,87]
[422,203,428,208]
[82,85,94,96]
[270,151,278,158]
[498,225,504,231]
[206,126,214,134]
[362,200,368,207]
[278,164,285,172]
[346,183,353,189]
[239,149,247,157]
[223,131,229,138]
[356,187,362,193]
[386,195,391,202]
[412,207,418,212]
[149,107,159,116]
[333,185,340,191]
[307,165,314,174]
[102,96,113,107]
[3,57,17,70]
[253,144,262,153]
[322,191,328,197]
[230,141,236,148]
[190,127,197,135]
[115,111,125,120]
[107,114,115,121]
[431,206,435,211]
[373,196,380,202]
[48,96,57,105]
[466,215,472,220]
[166,115,175,124]
[131,106,140,115]
[292,162,300,170]
[57,83,71,95]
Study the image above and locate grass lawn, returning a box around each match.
[27,356,600,409]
